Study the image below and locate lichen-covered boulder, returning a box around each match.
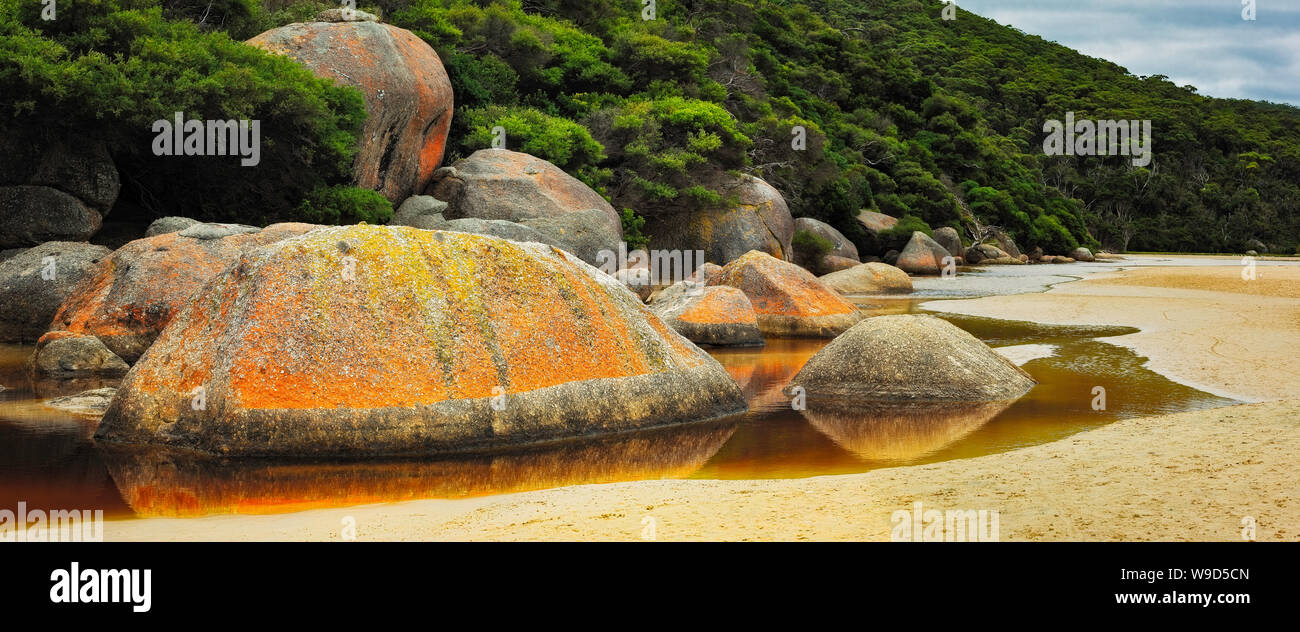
[895,231,953,275]
[95,225,747,456]
[1069,247,1095,262]
[818,262,912,295]
[48,223,318,363]
[429,149,621,264]
[248,20,453,203]
[645,174,794,265]
[793,217,858,260]
[0,241,112,342]
[785,314,1036,404]
[708,250,861,337]
[650,281,763,347]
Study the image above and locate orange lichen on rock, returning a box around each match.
[708,251,862,337]
[248,22,453,203]
[48,223,318,362]
[96,225,746,456]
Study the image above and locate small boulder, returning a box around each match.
[895,231,953,275]
[177,223,262,240]
[687,262,723,286]
[0,242,112,342]
[932,226,964,257]
[708,250,862,337]
[144,217,201,237]
[391,195,448,230]
[96,226,747,456]
[793,217,859,260]
[818,262,913,295]
[43,387,117,416]
[785,314,1036,403]
[988,228,1022,258]
[315,8,379,22]
[651,281,763,347]
[30,331,129,377]
[1069,247,1095,262]
[883,250,900,266]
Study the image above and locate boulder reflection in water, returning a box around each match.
[100,419,739,517]
[798,400,1013,462]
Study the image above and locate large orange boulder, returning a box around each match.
[48,223,318,364]
[95,226,747,456]
[248,20,453,204]
[708,250,862,337]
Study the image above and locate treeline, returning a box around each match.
[3,0,1298,253]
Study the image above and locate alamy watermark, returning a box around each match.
[1043,112,1152,167]
[890,501,999,542]
[1,501,103,542]
[152,111,261,167]
[597,242,707,294]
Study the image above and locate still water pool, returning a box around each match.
[0,294,1235,519]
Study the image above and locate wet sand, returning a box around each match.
[104,258,1300,541]
[925,260,1300,402]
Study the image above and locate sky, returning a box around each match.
[955,0,1300,106]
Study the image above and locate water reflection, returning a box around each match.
[99,420,738,517]
[799,400,1014,462]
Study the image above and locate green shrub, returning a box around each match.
[459,105,605,172]
[296,186,394,225]
[792,228,834,270]
[620,207,649,251]
[0,0,367,224]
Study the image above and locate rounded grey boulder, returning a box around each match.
[793,217,859,260]
[932,226,964,257]
[144,216,201,237]
[391,195,448,230]
[786,314,1036,403]
[1069,247,1095,262]
[0,241,112,342]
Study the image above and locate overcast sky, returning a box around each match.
[955,0,1300,106]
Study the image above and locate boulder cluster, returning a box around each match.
[3,14,1041,458]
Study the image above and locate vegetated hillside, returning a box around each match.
[384,0,1300,255]
[5,0,1298,254]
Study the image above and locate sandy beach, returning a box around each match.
[104,258,1300,541]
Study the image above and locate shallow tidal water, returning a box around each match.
[0,261,1240,519]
